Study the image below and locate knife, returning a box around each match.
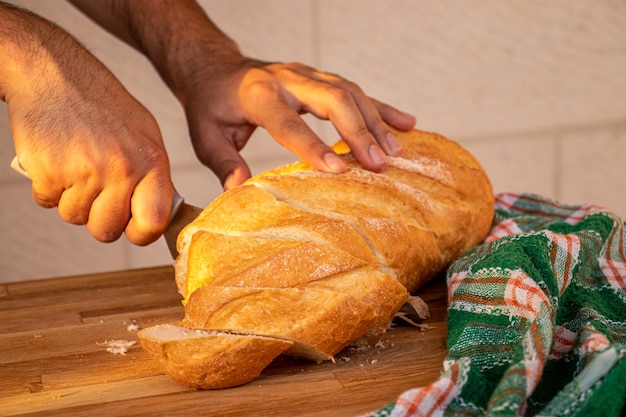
[164,194,202,258]
[10,156,202,259]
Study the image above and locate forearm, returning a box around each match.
[69,0,244,102]
[0,2,114,108]
[0,2,54,102]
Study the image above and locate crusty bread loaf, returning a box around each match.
[138,128,494,389]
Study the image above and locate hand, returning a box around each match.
[67,0,417,190]
[182,60,417,189]
[2,8,174,245]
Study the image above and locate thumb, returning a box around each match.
[191,129,252,190]
[223,164,252,190]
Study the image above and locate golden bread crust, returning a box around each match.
[142,128,494,389]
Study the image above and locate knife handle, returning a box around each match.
[10,156,29,178]
[11,156,184,220]
[170,194,184,222]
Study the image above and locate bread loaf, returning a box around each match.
[138,128,494,389]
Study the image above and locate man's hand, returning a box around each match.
[1,3,174,245]
[182,60,417,189]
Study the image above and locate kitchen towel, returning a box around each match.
[366,193,626,417]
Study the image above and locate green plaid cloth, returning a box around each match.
[366,193,626,417]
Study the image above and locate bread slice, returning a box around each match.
[182,230,369,301]
[183,286,377,362]
[137,324,292,389]
[298,265,409,334]
[175,185,377,299]
[179,185,376,261]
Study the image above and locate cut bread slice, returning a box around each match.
[175,184,377,299]
[182,230,368,301]
[298,265,409,334]
[183,286,376,362]
[138,324,292,389]
[179,185,376,262]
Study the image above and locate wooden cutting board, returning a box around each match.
[0,266,448,417]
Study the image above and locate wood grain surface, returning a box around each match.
[0,266,448,417]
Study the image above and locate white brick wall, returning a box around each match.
[1,0,625,282]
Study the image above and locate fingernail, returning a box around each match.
[323,152,347,172]
[223,172,241,190]
[401,110,417,121]
[385,132,403,156]
[223,174,235,191]
[399,111,417,126]
[369,144,388,168]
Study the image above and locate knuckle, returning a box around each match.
[327,87,356,108]
[340,79,362,94]
[89,221,124,244]
[353,124,373,139]
[107,144,168,182]
[268,62,305,77]
[277,116,308,140]
[60,210,88,226]
[342,124,376,150]
[141,144,169,170]
[243,77,278,99]
[32,189,59,209]
[279,62,308,70]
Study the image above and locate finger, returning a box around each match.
[57,183,99,225]
[368,97,417,131]
[29,170,63,208]
[223,164,252,190]
[248,96,348,174]
[239,67,348,173]
[189,125,253,189]
[31,185,63,209]
[281,78,388,171]
[125,171,174,246]
[86,186,131,243]
[292,69,417,162]
[199,139,252,190]
[312,72,403,156]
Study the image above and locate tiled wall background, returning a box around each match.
[1,0,625,282]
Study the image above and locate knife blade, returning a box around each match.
[165,195,202,258]
[10,156,201,259]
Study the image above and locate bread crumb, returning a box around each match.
[96,339,137,355]
[127,323,140,332]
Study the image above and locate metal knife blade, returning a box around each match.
[10,156,201,259]
[165,195,202,258]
